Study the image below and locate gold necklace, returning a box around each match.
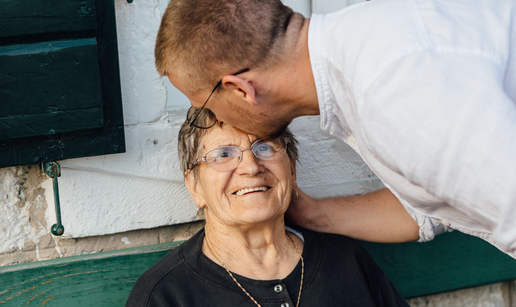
[204,231,304,307]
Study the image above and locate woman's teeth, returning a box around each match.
[235,186,269,196]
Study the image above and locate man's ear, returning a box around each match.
[221,75,258,106]
[185,171,206,209]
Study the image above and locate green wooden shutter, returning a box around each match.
[0,0,125,168]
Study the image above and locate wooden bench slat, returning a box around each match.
[1,233,515,305]
[360,231,516,298]
[0,242,182,306]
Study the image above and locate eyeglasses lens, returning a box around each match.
[204,140,286,171]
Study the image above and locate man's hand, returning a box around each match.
[286,188,420,243]
[286,189,330,232]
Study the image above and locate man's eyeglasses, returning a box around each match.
[187,68,250,129]
[190,138,289,172]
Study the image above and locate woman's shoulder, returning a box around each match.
[292,224,366,252]
[293,226,409,306]
[125,229,205,307]
[293,225,382,271]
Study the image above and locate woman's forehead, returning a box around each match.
[201,126,258,148]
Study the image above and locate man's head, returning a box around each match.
[156,0,294,95]
[156,0,313,139]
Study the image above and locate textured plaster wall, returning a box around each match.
[0,0,515,306]
[0,166,49,255]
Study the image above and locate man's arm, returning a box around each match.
[360,51,516,254]
[287,188,420,243]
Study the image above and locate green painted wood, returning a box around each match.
[0,108,104,141]
[0,39,103,117]
[0,0,125,168]
[0,124,125,167]
[0,242,183,306]
[0,39,104,141]
[359,231,516,298]
[0,0,96,45]
[1,232,515,306]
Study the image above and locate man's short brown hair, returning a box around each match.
[155,0,295,94]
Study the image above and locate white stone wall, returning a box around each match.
[31,0,381,239]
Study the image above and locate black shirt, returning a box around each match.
[126,227,409,307]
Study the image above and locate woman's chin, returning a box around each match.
[227,207,285,227]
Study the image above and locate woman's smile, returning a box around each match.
[234,186,270,196]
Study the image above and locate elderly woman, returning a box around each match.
[126,109,408,307]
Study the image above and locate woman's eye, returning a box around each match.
[206,148,235,163]
[219,151,231,158]
[257,144,272,152]
[214,148,236,161]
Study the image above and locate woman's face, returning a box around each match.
[185,125,297,228]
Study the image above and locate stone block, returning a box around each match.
[407,283,509,307]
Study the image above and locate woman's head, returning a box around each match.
[178,108,299,227]
[178,108,299,177]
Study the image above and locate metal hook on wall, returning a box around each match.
[43,162,65,236]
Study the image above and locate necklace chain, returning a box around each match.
[205,231,304,307]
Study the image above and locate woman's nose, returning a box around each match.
[235,148,261,175]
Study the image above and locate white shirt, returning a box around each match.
[308,0,516,257]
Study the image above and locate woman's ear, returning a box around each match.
[290,161,297,178]
[185,171,206,209]
[221,74,258,106]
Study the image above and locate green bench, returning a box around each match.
[1,232,515,306]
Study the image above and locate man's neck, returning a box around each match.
[294,18,319,116]
[275,17,319,118]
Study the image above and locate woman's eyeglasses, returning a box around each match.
[187,68,250,129]
[190,139,289,172]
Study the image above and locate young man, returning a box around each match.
[155,0,516,257]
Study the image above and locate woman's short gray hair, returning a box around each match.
[178,108,299,177]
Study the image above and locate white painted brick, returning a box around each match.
[115,0,167,125]
[165,79,191,111]
[60,116,184,182]
[290,116,383,198]
[312,0,368,14]
[282,0,311,17]
[54,166,199,238]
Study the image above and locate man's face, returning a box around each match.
[167,75,291,139]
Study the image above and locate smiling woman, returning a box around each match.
[125,109,409,307]
[186,128,297,228]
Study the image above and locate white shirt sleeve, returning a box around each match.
[397,197,454,242]
[358,51,516,253]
